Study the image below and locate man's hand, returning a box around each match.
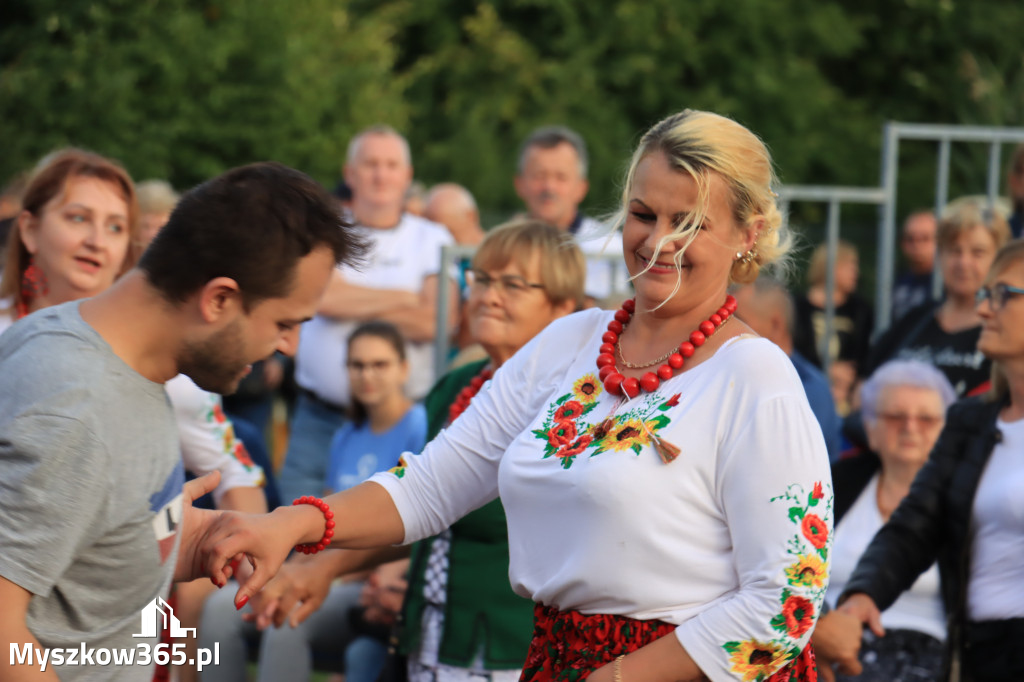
[838,593,885,637]
[359,559,408,626]
[243,555,335,629]
[812,610,866,680]
[175,471,229,583]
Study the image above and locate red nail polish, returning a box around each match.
[229,558,240,574]
[235,595,249,610]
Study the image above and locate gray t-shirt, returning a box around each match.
[0,301,183,680]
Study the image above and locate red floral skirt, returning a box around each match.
[520,603,818,681]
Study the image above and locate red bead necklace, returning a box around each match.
[448,365,494,423]
[597,295,738,398]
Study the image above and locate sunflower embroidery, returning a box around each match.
[721,482,833,680]
[531,376,678,468]
[722,639,789,682]
[598,417,654,453]
[784,553,828,589]
[387,455,408,479]
[572,374,603,404]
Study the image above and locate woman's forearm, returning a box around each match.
[590,633,706,682]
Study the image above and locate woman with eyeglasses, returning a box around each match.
[863,198,1010,397]
[833,240,1024,681]
[810,360,955,681]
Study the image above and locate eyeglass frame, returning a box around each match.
[872,411,945,429]
[467,269,546,296]
[975,282,1024,311]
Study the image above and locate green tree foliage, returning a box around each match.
[1,0,1021,218]
[0,0,408,187]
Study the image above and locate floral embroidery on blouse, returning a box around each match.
[205,400,258,471]
[572,373,603,404]
[387,455,408,479]
[722,481,832,681]
[531,375,679,469]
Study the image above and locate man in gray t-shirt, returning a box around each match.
[0,162,363,680]
[0,302,182,674]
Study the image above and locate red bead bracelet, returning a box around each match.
[292,496,336,554]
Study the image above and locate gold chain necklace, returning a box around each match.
[614,314,731,369]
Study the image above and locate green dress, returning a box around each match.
[399,359,535,669]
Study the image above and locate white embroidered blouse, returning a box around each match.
[371,309,832,681]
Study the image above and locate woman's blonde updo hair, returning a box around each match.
[612,109,791,287]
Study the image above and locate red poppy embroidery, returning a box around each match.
[556,435,593,459]
[665,393,680,407]
[546,420,577,448]
[801,514,828,549]
[553,400,585,422]
[781,595,816,638]
[232,442,256,469]
[812,482,824,501]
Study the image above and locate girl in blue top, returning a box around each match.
[327,321,428,494]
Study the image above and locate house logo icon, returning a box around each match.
[133,597,197,639]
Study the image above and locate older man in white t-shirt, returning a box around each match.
[280,126,456,502]
[514,126,629,306]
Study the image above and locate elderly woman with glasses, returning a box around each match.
[811,360,955,682]
[832,240,1024,682]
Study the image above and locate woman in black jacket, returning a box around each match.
[835,240,1024,682]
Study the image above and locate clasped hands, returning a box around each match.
[178,485,321,609]
[813,594,886,682]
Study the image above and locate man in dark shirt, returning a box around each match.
[891,210,937,322]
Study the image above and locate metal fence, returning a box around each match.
[878,123,1024,322]
[778,185,888,374]
[429,122,1024,384]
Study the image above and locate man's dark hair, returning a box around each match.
[139,162,366,308]
[517,125,589,178]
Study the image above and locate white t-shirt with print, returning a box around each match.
[295,213,454,404]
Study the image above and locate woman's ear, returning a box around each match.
[17,210,39,255]
[553,297,577,320]
[739,216,764,254]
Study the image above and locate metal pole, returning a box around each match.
[876,122,900,331]
[434,244,454,382]
[986,141,1002,210]
[820,200,841,375]
[932,138,951,300]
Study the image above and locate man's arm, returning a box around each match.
[319,272,459,343]
[218,486,267,515]
[317,271,419,320]
[371,274,459,342]
[0,576,58,681]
